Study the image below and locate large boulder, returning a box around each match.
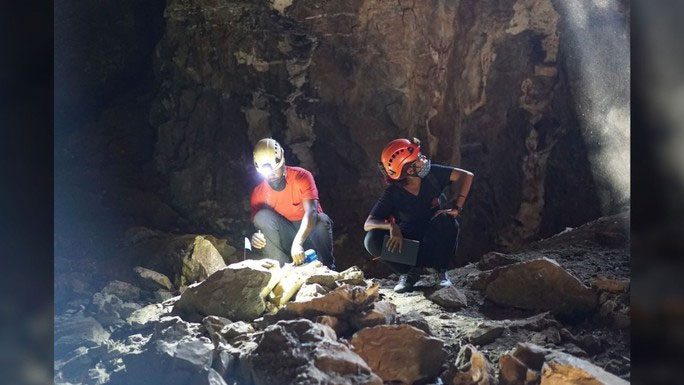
[241,319,382,385]
[124,227,234,289]
[172,259,281,322]
[351,324,446,384]
[499,343,628,385]
[483,258,598,316]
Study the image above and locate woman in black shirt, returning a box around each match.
[364,138,474,293]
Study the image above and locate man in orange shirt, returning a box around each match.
[249,138,335,269]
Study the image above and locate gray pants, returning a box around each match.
[253,208,335,270]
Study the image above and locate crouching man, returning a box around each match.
[249,138,335,269]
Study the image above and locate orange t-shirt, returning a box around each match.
[250,166,323,222]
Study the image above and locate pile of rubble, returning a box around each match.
[55,214,630,385]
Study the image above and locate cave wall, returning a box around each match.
[149,0,629,269]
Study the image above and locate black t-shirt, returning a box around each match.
[369,164,453,239]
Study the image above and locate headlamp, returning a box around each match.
[256,164,274,178]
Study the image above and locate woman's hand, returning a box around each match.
[387,221,404,253]
[432,208,460,219]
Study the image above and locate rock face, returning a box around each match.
[147,0,628,267]
[483,258,597,316]
[242,319,383,385]
[499,343,629,385]
[172,259,280,322]
[351,324,446,384]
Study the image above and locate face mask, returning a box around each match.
[268,174,287,191]
[417,158,431,178]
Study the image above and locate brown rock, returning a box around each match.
[243,319,382,385]
[590,277,629,294]
[315,315,350,336]
[503,343,628,385]
[484,258,598,316]
[428,286,469,310]
[499,353,529,385]
[449,344,495,385]
[350,300,397,330]
[278,282,380,319]
[351,324,446,384]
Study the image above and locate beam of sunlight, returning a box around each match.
[556,0,630,212]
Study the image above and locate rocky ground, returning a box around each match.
[54,211,629,385]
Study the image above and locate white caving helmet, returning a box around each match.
[253,138,284,177]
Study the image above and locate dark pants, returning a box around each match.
[253,208,335,270]
[364,213,460,274]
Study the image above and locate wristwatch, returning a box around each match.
[454,206,463,212]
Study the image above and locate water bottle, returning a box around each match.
[304,249,318,263]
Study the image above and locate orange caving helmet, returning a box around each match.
[379,138,421,180]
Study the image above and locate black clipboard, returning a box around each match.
[380,235,420,266]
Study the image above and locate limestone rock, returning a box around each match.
[483,258,598,316]
[270,260,326,306]
[134,266,174,291]
[278,282,380,319]
[127,304,170,329]
[447,344,496,385]
[294,283,329,302]
[118,338,217,385]
[172,259,280,322]
[499,343,628,385]
[55,313,111,355]
[102,280,141,302]
[242,319,382,385]
[351,324,446,384]
[89,291,142,328]
[124,228,231,288]
[429,286,469,310]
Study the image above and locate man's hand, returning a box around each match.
[388,221,403,253]
[291,242,305,265]
[251,231,266,249]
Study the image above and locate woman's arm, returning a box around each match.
[364,215,393,232]
[449,168,474,211]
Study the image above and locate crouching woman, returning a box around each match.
[363,138,474,293]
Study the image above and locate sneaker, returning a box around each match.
[394,273,418,293]
[438,270,452,287]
